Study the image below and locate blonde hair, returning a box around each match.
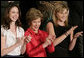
[26,8,43,25]
[51,1,69,27]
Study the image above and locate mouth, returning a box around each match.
[34,26,39,29]
[12,16,18,20]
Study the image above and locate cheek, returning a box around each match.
[38,22,41,26]
[9,14,12,19]
[65,14,68,17]
[57,14,61,19]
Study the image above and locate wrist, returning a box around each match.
[65,31,69,37]
[15,43,19,47]
[43,42,48,48]
[73,36,77,39]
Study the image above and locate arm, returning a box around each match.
[1,35,21,56]
[26,35,52,56]
[46,22,78,47]
[26,43,46,56]
[20,35,32,55]
[69,31,83,51]
[47,43,55,53]
[46,22,55,36]
[20,43,26,55]
[46,22,67,46]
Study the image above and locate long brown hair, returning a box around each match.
[1,3,22,30]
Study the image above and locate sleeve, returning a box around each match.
[1,27,6,37]
[41,30,55,53]
[47,42,55,53]
[24,31,45,56]
[26,43,45,56]
[19,27,24,36]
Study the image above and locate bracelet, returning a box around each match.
[65,32,69,37]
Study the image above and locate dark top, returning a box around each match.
[47,20,72,57]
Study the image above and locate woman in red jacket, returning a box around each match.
[24,8,55,57]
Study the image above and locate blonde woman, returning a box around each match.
[46,1,83,57]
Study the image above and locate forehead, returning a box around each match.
[10,6,18,11]
[59,8,68,13]
[32,18,41,22]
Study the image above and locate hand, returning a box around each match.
[24,35,32,44]
[65,26,78,36]
[74,31,83,39]
[46,35,55,45]
[42,35,55,48]
[16,38,23,46]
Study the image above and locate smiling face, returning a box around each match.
[56,8,69,22]
[30,18,41,32]
[9,6,19,22]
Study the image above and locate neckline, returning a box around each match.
[8,27,18,38]
[28,28,40,35]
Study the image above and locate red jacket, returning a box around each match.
[24,28,55,57]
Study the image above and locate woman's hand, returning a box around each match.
[74,31,83,39]
[24,35,32,44]
[46,35,56,45]
[65,26,78,36]
[43,35,55,48]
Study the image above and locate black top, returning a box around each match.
[47,20,72,57]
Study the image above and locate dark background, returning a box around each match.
[1,1,83,57]
[19,1,83,31]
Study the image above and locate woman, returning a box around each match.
[24,8,55,57]
[46,1,83,57]
[1,3,30,57]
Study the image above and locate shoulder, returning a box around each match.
[24,28,30,36]
[1,25,8,36]
[47,22,53,26]
[18,26,24,32]
[39,29,48,35]
[1,25,7,32]
[18,26,25,36]
[46,22,54,30]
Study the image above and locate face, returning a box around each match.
[30,18,41,32]
[9,6,19,22]
[56,8,69,22]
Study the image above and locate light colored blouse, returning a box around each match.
[1,26,24,55]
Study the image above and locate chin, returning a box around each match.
[35,29,39,31]
[32,28,38,31]
[61,19,66,22]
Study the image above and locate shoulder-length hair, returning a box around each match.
[1,3,22,29]
[52,1,69,27]
[26,8,43,26]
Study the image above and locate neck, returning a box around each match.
[10,22,16,29]
[57,20,65,26]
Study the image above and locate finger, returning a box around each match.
[46,39,51,44]
[77,32,83,35]
[80,34,83,36]
[22,36,26,40]
[73,26,78,30]
[27,36,32,40]
[49,38,53,42]
[25,39,29,43]
[75,33,82,38]
[25,36,28,39]
[79,31,83,34]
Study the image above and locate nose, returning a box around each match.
[35,22,38,26]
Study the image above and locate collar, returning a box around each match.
[27,28,41,36]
